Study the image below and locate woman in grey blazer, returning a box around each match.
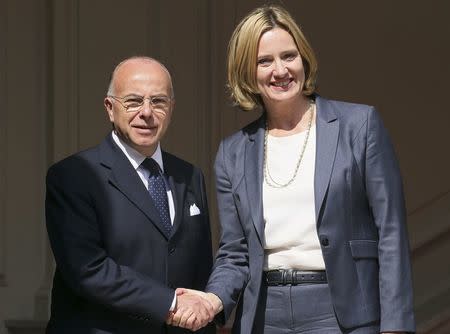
[173,5,415,334]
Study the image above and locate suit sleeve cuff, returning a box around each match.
[169,292,177,312]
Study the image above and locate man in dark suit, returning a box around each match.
[45,56,216,333]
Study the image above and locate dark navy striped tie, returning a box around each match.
[141,158,171,236]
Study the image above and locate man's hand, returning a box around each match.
[166,289,216,331]
[196,290,223,314]
[178,288,223,314]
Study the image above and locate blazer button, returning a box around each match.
[321,238,329,247]
[169,247,176,254]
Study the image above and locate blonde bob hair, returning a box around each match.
[227,5,318,111]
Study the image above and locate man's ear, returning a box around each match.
[104,97,114,122]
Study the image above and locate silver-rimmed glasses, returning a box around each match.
[108,95,172,113]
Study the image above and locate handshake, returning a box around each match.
[166,288,223,331]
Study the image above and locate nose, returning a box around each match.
[273,59,288,77]
[139,99,153,117]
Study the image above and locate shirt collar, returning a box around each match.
[111,131,164,172]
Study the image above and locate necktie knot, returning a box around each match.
[141,158,161,177]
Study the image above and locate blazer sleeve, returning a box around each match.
[363,107,415,332]
[193,169,214,290]
[205,141,250,324]
[45,161,174,325]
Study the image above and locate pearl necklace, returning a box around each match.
[263,101,314,188]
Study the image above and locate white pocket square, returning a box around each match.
[189,203,201,216]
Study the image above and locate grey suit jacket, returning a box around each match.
[206,96,415,333]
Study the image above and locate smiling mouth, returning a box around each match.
[271,79,293,89]
[134,126,157,132]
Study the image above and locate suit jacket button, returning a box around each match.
[321,238,329,246]
[169,247,176,254]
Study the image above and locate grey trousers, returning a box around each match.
[254,283,380,334]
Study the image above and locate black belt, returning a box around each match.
[264,270,327,286]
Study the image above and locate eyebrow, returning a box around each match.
[121,94,143,99]
[282,49,299,54]
[258,48,299,57]
[121,93,171,99]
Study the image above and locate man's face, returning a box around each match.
[104,59,174,156]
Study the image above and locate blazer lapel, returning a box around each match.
[314,97,340,224]
[99,136,170,239]
[245,116,265,246]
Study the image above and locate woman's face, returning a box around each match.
[256,27,305,106]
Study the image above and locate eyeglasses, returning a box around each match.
[108,95,172,113]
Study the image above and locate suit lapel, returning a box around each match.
[99,136,170,239]
[314,96,340,224]
[163,153,187,238]
[245,116,265,246]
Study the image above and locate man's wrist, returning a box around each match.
[206,292,223,313]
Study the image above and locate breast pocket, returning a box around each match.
[183,202,204,227]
